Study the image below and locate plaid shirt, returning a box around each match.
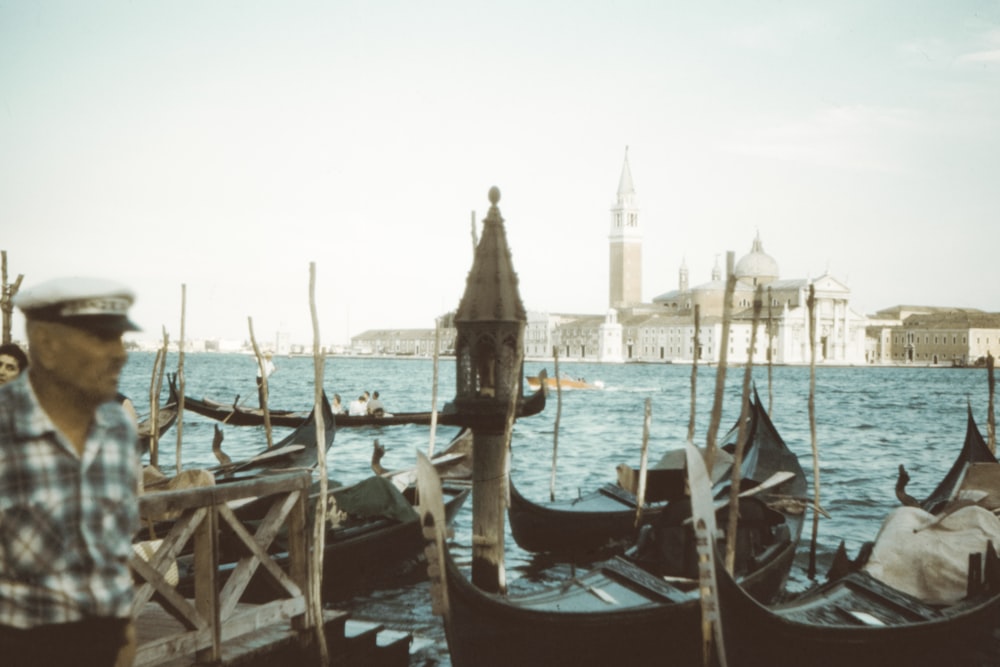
[0,373,140,628]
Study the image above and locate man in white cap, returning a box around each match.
[0,277,141,666]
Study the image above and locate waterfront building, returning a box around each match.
[867,308,1000,366]
[349,327,456,357]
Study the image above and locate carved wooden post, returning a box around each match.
[452,187,526,594]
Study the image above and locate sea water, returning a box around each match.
[119,352,998,666]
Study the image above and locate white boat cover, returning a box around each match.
[863,504,1000,605]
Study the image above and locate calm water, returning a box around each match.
[120,352,998,666]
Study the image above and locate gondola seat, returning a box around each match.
[628,496,786,579]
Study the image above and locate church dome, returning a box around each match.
[734,233,778,285]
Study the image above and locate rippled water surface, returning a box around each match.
[120,353,997,665]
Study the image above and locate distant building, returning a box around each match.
[867,308,1000,366]
[349,327,456,357]
[275,331,292,356]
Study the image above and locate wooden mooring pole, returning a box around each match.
[705,252,736,473]
[307,262,330,666]
[807,284,822,579]
[175,284,186,475]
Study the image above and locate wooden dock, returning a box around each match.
[132,471,412,666]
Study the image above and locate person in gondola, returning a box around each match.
[0,277,142,666]
[256,351,276,407]
[0,343,28,386]
[331,393,345,414]
[367,391,385,417]
[348,394,368,416]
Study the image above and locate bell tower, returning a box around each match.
[609,146,642,309]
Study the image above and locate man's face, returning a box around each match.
[35,321,128,404]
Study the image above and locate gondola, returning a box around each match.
[713,407,1000,667]
[415,392,808,667]
[508,387,784,559]
[373,426,474,486]
[179,380,546,428]
[141,390,336,497]
[215,391,337,474]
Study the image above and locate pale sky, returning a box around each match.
[2,1,998,345]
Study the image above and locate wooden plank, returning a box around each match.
[130,555,204,630]
[194,500,220,663]
[133,508,206,613]
[136,606,345,667]
[139,472,310,517]
[287,485,310,632]
[219,598,308,642]
[135,626,212,667]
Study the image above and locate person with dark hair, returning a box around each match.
[0,277,142,666]
[0,343,28,386]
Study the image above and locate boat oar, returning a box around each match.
[683,470,796,525]
[221,394,241,425]
[686,441,728,667]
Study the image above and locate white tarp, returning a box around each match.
[863,505,1000,605]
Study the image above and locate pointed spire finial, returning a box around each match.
[485,186,503,225]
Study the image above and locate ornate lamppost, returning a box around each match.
[452,186,526,594]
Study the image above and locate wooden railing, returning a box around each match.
[131,471,314,666]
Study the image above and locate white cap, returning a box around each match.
[15,277,140,333]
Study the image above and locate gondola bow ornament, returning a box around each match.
[417,450,451,618]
